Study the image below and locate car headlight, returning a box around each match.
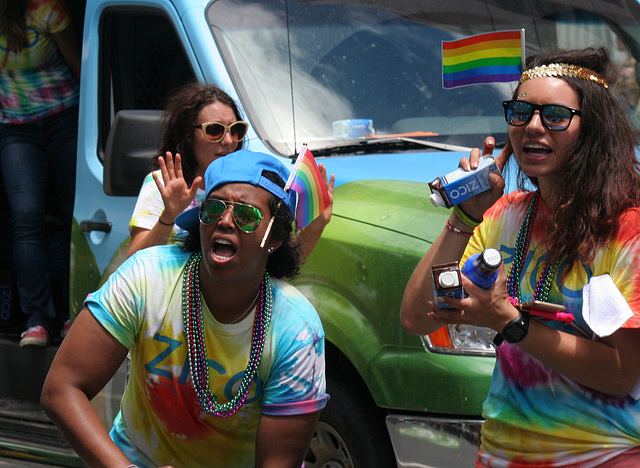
[421,325,496,356]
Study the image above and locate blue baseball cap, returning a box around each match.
[175,149,295,234]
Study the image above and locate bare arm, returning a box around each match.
[400,215,477,335]
[296,164,335,264]
[41,309,132,467]
[128,223,174,257]
[127,152,202,257]
[255,411,320,468]
[522,320,640,398]
[401,137,508,335]
[434,269,640,398]
[52,26,81,82]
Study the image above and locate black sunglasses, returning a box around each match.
[193,121,249,143]
[502,100,581,131]
[199,198,263,233]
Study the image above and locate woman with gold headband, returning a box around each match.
[402,46,640,466]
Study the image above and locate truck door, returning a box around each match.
[71,3,197,316]
[70,3,197,428]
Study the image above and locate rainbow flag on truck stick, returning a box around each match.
[285,145,331,230]
[442,29,524,89]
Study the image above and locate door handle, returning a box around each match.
[80,220,112,233]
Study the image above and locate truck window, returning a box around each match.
[97,8,196,163]
[207,0,640,157]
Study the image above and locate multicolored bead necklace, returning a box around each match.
[182,252,272,418]
[506,191,560,303]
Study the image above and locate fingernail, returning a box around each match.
[436,296,445,303]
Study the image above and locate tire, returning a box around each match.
[305,373,396,468]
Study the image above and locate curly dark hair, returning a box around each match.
[512,46,640,265]
[152,83,244,186]
[179,171,302,279]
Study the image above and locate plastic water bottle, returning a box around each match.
[460,248,502,289]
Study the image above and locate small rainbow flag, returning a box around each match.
[442,30,524,89]
[285,146,331,230]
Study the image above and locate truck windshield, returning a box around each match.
[207,0,640,157]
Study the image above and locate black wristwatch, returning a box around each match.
[493,313,530,346]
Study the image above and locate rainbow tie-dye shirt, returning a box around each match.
[463,191,640,467]
[86,245,328,467]
[0,0,79,123]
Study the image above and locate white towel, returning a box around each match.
[582,274,640,399]
[582,274,633,338]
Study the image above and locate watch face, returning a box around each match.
[504,316,529,343]
[508,321,526,340]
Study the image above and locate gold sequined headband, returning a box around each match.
[519,63,608,89]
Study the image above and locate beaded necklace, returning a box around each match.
[182,252,272,418]
[506,191,560,303]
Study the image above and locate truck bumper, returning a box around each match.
[385,414,483,467]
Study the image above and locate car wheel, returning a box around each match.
[306,421,353,468]
[305,374,396,468]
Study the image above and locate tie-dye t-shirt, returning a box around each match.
[129,170,205,242]
[0,0,79,123]
[462,191,640,467]
[85,245,328,468]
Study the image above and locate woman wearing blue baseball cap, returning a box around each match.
[42,150,328,468]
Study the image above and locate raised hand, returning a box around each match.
[456,136,512,221]
[152,152,203,224]
[314,163,335,227]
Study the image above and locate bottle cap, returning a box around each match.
[438,271,460,288]
[481,248,502,269]
[429,192,444,207]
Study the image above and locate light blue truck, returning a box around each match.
[1,0,640,466]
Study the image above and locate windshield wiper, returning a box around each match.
[304,137,472,158]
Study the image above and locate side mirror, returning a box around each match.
[103,110,163,196]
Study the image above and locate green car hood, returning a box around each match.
[332,179,451,242]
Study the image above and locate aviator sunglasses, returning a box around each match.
[193,121,249,143]
[199,198,263,233]
[502,100,581,131]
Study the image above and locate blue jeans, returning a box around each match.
[0,106,78,333]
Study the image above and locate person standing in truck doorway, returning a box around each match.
[0,0,81,347]
[127,82,334,264]
[402,47,640,466]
